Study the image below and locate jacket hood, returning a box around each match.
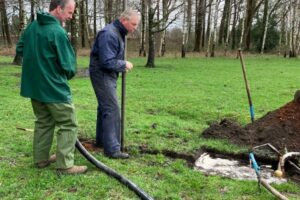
[37,12,60,25]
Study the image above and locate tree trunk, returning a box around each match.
[288,1,292,57]
[244,0,263,50]
[30,0,35,21]
[71,1,80,55]
[0,0,12,47]
[182,1,187,58]
[186,0,192,47]
[85,0,91,47]
[201,0,206,48]
[224,0,232,55]
[219,0,231,45]
[1,13,6,46]
[139,0,147,57]
[210,0,219,57]
[279,4,287,56]
[158,0,163,56]
[231,0,237,50]
[194,0,205,52]
[146,1,155,68]
[158,0,169,57]
[244,0,254,50]
[105,0,114,24]
[79,0,88,48]
[13,0,25,65]
[290,0,299,57]
[93,0,97,39]
[206,0,213,56]
[239,0,246,50]
[146,32,155,67]
[260,0,269,54]
[160,30,166,56]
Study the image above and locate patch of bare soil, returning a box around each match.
[79,138,103,153]
[203,99,300,152]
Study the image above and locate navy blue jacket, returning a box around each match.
[89,20,127,74]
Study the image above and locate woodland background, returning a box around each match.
[0,0,299,66]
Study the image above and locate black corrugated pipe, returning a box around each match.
[75,139,154,200]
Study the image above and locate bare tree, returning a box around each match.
[4,0,294,56]
[157,0,182,57]
[260,0,286,54]
[145,0,182,67]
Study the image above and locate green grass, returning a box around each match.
[0,55,300,199]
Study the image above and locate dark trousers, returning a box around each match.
[90,70,120,155]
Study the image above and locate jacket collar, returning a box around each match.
[113,19,128,37]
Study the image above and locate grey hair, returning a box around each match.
[49,0,73,11]
[119,9,141,21]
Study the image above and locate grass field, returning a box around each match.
[0,55,300,199]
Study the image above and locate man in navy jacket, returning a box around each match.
[89,9,140,159]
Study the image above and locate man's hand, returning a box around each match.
[125,61,133,72]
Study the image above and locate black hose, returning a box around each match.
[75,139,154,200]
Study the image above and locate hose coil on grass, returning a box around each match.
[75,140,154,200]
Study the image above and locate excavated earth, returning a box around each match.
[202,100,300,152]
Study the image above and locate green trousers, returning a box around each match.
[31,99,77,169]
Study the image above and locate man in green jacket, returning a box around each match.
[16,0,87,174]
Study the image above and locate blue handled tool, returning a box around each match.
[238,49,255,123]
[249,152,260,176]
[249,152,289,200]
[249,152,261,190]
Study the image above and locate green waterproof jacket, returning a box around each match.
[16,12,76,103]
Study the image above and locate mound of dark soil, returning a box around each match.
[203,100,300,152]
